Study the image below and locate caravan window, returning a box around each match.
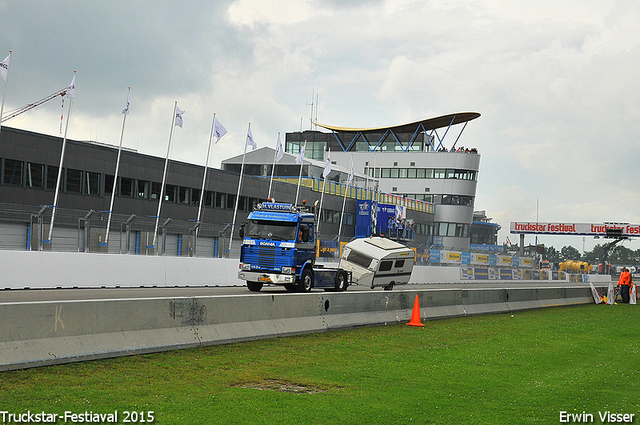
[395,260,405,268]
[379,261,393,272]
[346,250,374,268]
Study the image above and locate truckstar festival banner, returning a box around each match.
[510,222,640,237]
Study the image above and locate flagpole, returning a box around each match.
[317,148,330,235]
[47,71,75,244]
[152,101,178,251]
[318,176,327,236]
[294,140,307,205]
[267,132,279,200]
[0,51,11,137]
[197,113,216,225]
[229,123,251,254]
[104,87,130,247]
[338,155,353,242]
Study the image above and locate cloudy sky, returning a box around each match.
[2,0,639,253]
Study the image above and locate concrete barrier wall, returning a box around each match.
[0,286,593,371]
[1,251,244,289]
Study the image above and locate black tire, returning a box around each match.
[247,281,263,292]
[383,282,395,291]
[297,268,313,292]
[334,270,347,292]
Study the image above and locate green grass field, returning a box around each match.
[1,304,638,424]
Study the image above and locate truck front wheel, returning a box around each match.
[247,281,263,292]
[298,269,313,292]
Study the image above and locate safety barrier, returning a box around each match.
[0,285,592,371]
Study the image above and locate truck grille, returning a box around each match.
[243,246,291,271]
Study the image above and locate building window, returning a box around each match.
[164,184,177,202]
[227,194,236,209]
[151,182,161,200]
[191,188,201,205]
[3,159,23,186]
[179,186,190,204]
[120,177,134,197]
[27,163,45,189]
[215,192,226,209]
[204,190,215,207]
[66,169,82,193]
[85,171,100,195]
[104,174,114,194]
[46,166,59,191]
[137,180,150,199]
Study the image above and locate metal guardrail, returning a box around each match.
[0,203,236,258]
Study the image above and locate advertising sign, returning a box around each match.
[510,222,640,237]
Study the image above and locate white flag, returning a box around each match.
[66,75,75,99]
[275,133,284,162]
[0,54,9,82]
[122,90,131,115]
[247,126,257,150]
[295,141,306,164]
[175,106,185,127]
[322,149,331,179]
[213,117,227,142]
[347,156,354,185]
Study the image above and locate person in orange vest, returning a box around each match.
[617,267,631,303]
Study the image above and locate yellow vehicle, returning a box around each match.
[558,260,592,274]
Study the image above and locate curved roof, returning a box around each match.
[314,112,480,134]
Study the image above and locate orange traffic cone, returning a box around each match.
[406,294,424,327]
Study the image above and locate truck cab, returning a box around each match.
[238,202,349,292]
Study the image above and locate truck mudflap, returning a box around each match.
[238,270,296,285]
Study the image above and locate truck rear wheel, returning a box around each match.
[298,269,313,292]
[247,281,263,292]
[334,270,347,292]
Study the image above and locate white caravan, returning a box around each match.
[339,237,415,290]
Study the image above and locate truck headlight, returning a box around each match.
[282,266,293,274]
[241,263,251,271]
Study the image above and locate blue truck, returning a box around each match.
[237,201,350,292]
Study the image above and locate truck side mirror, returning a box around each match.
[239,223,245,238]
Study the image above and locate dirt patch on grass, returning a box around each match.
[235,379,326,394]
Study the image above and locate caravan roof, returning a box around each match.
[344,237,412,257]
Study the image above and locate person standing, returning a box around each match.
[617,267,631,303]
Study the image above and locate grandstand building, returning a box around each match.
[284,112,481,251]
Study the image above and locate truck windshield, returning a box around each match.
[248,220,297,241]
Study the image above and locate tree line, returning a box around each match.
[541,244,640,267]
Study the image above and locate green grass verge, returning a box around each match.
[1,304,639,424]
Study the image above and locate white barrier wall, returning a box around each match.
[0,251,609,289]
[1,251,245,289]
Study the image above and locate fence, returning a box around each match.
[0,204,239,258]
